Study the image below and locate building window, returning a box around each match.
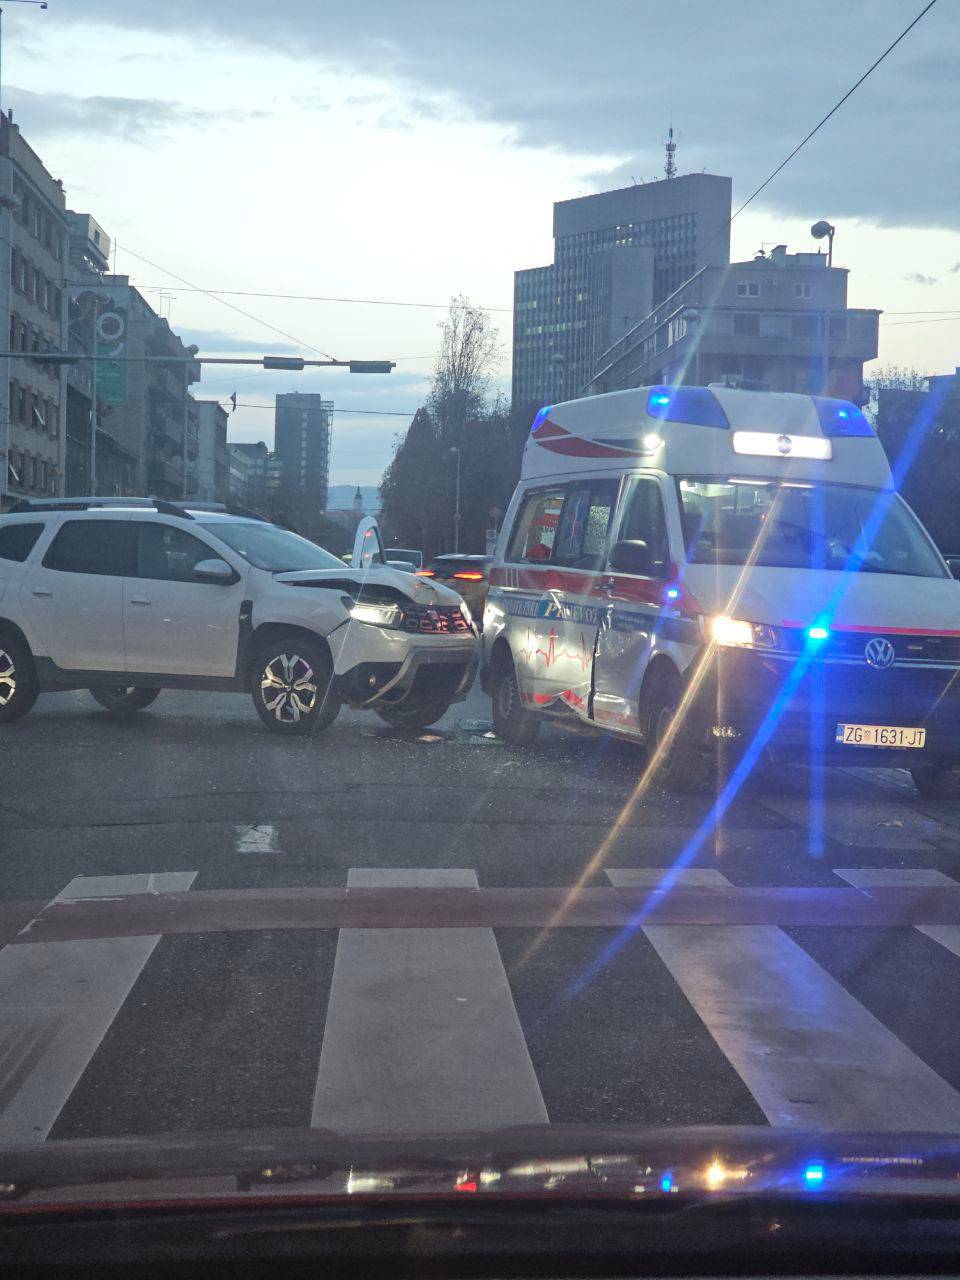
[791,315,820,338]
[50,284,61,317]
[8,380,16,418]
[794,283,813,300]
[17,385,26,422]
[31,266,41,304]
[829,316,847,340]
[9,314,17,350]
[736,281,760,297]
[733,313,760,336]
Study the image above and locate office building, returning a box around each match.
[587,243,879,404]
[274,392,333,510]
[513,171,732,409]
[230,440,270,509]
[0,112,69,507]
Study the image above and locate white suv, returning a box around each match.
[0,499,478,735]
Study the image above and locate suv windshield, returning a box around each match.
[201,520,346,572]
[677,478,949,578]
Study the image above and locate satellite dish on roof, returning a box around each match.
[810,220,836,266]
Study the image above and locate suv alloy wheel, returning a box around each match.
[0,632,39,724]
[251,636,340,736]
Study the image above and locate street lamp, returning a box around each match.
[448,446,461,554]
[811,220,836,395]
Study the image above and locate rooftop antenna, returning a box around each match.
[664,124,677,179]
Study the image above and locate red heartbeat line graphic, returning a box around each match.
[519,627,591,672]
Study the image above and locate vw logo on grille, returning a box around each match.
[776,434,792,455]
[864,636,895,669]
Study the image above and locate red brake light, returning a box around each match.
[454,1180,479,1193]
[415,569,435,576]
[453,571,484,580]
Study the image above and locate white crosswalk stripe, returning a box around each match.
[834,867,960,960]
[311,868,548,1134]
[0,865,959,1140]
[0,873,197,1143]
[606,867,960,1130]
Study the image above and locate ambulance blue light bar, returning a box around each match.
[530,405,554,433]
[812,398,873,437]
[646,386,729,428]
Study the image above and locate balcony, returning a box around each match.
[147,458,181,489]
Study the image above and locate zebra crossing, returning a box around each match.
[0,863,959,1143]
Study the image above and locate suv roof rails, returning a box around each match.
[7,495,195,519]
[6,496,271,523]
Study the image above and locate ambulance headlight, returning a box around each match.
[709,616,783,650]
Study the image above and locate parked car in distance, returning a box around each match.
[419,554,491,629]
[386,547,423,570]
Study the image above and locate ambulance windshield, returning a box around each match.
[677,478,949,578]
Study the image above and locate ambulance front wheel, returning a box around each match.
[643,666,710,793]
[491,652,541,747]
[910,761,960,800]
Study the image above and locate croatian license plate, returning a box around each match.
[835,723,926,748]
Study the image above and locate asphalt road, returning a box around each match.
[2,678,960,1143]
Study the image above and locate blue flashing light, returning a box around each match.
[665,586,681,601]
[806,625,830,642]
[803,1163,825,1186]
[646,385,729,429]
[812,397,873,437]
[530,405,553,433]
[660,1174,673,1193]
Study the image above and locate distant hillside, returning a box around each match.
[326,484,381,513]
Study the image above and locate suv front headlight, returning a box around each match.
[708,616,783,650]
[349,602,402,628]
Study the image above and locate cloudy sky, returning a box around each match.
[4,0,959,485]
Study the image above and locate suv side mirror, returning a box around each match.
[609,539,655,577]
[946,557,960,581]
[193,558,237,585]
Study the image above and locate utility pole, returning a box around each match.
[449,446,461,553]
[89,297,97,494]
[181,367,188,500]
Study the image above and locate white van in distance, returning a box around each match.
[481,385,960,798]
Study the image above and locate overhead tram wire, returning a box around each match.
[113,243,338,360]
[700,0,939,255]
[131,286,513,313]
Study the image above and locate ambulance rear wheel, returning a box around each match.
[491,653,540,747]
[910,762,960,800]
[644,667,710,793]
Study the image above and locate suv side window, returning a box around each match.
[0,522,44,562]
[506,488,565,563]
[617,477,669,577]
[42,520,136,576]
[553,480,620,571]
[136,523,218,582]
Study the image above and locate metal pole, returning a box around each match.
[181,366,188,500]
[89,301,97,495]
[453,448,461,554]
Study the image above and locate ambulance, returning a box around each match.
[480,385,960,797]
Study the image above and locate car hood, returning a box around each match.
[274,566,464,606]
[0,1124,957,1211]
[684,563,960,633]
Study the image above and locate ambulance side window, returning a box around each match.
[552,480,620,571]
[616,477,669,577]
[506,487,565,563]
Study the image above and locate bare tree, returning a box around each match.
[865,363,928,420]
[429,296,500,440]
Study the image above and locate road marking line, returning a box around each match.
[607,867,960,1130]
[834,867,960,960]
[0,872,197,1143]
[234,824,279,854]
[604,868,733,889]
[311,869,547,1134]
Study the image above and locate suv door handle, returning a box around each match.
[31,587,52,598]
[129,596,152,606]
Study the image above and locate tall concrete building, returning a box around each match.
[0,112,69,508]
[587,243,879,404]
[512,171,732,410]
[195,400,229,502]
[273,392,333,510]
